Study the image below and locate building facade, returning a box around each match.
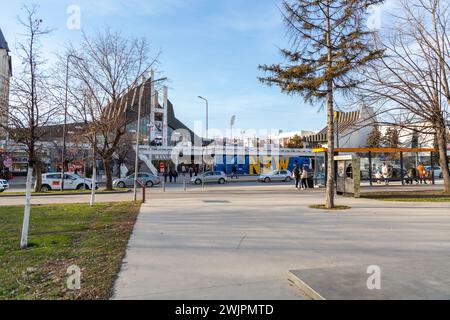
[0,28,12,150]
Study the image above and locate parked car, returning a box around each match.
[258,170,292,183]
[113,172,161,188]
[424,166,443,178]
[39,173,98,192]
[191,171,227,185]
[0,179,9,192]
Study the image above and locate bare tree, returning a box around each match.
[361,0,450,193]
[0,5,57,248]
[0,5,56,194]
[66,28,158,190]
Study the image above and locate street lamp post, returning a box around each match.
[198,96,208,172]
[61,54,84,192]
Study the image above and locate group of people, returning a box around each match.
[374,162,433,185]
[293,161,309,190]
[375,162,393,185]
[163,163,200,183]
[404,162,432,185]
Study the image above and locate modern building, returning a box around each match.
[0,28,12,150]
[305,105,377,148]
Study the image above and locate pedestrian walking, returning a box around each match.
[293,162,300,189]
[300,167,308,190]
[417,162,426,184]
[231,165,238,179]
[189,166,194,178]
[181,164,186,177]
[381,162,390,185]
[172,168,178,183]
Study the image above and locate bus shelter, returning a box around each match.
[312,147,437,187]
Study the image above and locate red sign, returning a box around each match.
[3,157,13,168]
[159,163,165,173]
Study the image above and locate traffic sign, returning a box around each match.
[3,157,13,168]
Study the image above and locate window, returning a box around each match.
[138,173,148,178]
[46,174,61,180]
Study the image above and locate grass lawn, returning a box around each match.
[309,204,351,210]
[0,202,141,300]
[0,188,130,197]
[362,190,450,202]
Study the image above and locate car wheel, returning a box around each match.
[264,177,271,183]
[218,178,225,184]
[285,177,292,182]
[0,189,4,193]
[118,181,126,188]
[76,184,87,190]
[146,181,154,188]
[195,179,202,185]
[40,185,51,192]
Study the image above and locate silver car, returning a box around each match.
[191,171,227,185]
[258,170,292,183]
[0,179,9,192]
[113,172,161,188]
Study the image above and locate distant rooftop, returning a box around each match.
[0,28,9,51]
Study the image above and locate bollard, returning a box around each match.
[163,181,166,192]
[184,181,187,192]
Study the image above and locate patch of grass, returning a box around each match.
[362,190,450,202]
[366,197,450,202]
[309,204,351,210]
[0,188,130,197]
[0,202,141,300]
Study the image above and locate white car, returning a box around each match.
[191,171,228,185]
[39,173,98,192]
[258,170,293,183]
[0,179,9,192]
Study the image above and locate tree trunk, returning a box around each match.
[436,125,450,194]
[33,161,42,193]
[104,158,113,190]
[20,165,33,249]
[325,0,335,209]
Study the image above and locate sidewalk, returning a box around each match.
[113,185,450,300]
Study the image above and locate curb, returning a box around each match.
[288,270,325,300]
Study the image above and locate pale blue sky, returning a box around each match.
[0,0,396,135]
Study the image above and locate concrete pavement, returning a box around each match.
[113,185,450,300]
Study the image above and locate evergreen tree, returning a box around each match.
[366,124,382,148]
[259,0,384,208]
[383,127,399,148]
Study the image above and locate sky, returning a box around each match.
[0,0,398,137]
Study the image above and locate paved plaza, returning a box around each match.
[112,184,450,300]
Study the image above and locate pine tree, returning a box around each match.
[259,0,384,208]
[383,127,399,148]
[366,124,382,148]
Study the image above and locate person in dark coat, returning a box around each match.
[293,161,301,189]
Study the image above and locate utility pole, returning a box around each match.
[134,75,146,202]
[61,54,84,191]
